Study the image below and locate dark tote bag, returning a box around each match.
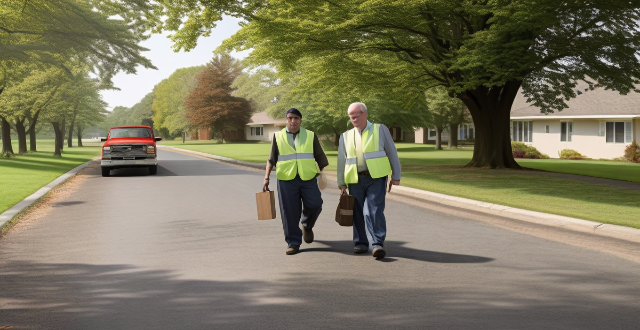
[335,193,354,227]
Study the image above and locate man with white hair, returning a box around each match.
[337,102,401,259]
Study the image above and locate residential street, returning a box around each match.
[1,149,639,329]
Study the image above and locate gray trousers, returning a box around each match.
[277,175,323,247]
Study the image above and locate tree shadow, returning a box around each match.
[52,201,86,207]
[1,260,639,329]
[103,160,253,177]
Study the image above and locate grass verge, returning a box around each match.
[0,140,101,215]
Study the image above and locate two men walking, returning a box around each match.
[264,103,401,259]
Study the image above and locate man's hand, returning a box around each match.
[263,178,270,191]
[338,185,347,195]
[388,179,400,192]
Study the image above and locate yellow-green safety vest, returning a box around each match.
[275,127,319,181]
[343,124,391,184]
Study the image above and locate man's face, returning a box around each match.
[348,106,367,130]
[286,114,301,133]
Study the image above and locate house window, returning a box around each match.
[560,122,572,142]
[511,121,533,142]
[428,129,437,139]
[545,125,550,133]
[605,121,631,143]
[250,127,264,136]
[458,124,475,140]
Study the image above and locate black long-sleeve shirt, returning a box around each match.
[268,131,329,170]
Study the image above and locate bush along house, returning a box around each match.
[510,86,640,159]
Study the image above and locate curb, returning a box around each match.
[0,160,96,232]
[158,145,640,244]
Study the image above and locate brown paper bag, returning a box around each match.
[335,193,354,226]
[256,189,276,220]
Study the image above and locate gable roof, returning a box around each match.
[247,111,287,125]
[511,85,640,119]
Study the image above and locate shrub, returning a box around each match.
[513,150,526,158]
[558,149,586,160]
[624,140,640,163]
[511,142,549,159]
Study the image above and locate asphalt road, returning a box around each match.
[1,149,639,329]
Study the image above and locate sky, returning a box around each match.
[99,16,244,111]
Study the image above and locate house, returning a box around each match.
[510,87,640,159]
[388,126,415,142]
[246,111,286,142]
[414,124,476,144]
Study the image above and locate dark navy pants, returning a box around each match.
[348,175,387,248]
[277,175,323,247]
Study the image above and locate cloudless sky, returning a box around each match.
[100,16,244,111]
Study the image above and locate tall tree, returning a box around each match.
[151,0,640,168]
[1,0,157,87]
[152,66,203,139]
[184,53,252,142]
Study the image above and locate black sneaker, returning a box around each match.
[286,244,300,255]
[301,225,314,244]
[353,245,368,254]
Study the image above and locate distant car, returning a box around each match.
[100,125,162,177]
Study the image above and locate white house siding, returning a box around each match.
[414,128,426,144]
[265,126,283,142]
[528,119,630,159]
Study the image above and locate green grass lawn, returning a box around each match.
[161,140,640,229]
[0,140,101,215]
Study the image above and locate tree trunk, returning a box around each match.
[67,118,75,148]
[60,117,66,152]
[26,109,41,152]
[435,127,443,150]
[52,122,63,157]
[15,117,28,154]
[76,125,83,147]
[1,116,14,157]
[458,81,522,169]
[448,123,458,149]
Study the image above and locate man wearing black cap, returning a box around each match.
[263,108,329,255]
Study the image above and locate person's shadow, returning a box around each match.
[306,240,494,263]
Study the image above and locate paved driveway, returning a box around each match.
[1,149,639,329]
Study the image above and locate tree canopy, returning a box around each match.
[152,66,203,139]
[151,0,640,168]
[184,54,252,141]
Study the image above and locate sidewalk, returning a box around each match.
[159,145,640,244]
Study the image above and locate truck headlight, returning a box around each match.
[147,145,155,154]
[103,146,111,152]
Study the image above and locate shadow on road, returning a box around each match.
[103,160,252,177]
[311,240,494,263]
[1,260,639,329]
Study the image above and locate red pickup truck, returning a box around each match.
[100,125,162,177]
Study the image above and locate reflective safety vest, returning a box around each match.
[275,127,319,181]
[343,124,391,184]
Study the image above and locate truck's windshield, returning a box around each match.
[109,128,152,138]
